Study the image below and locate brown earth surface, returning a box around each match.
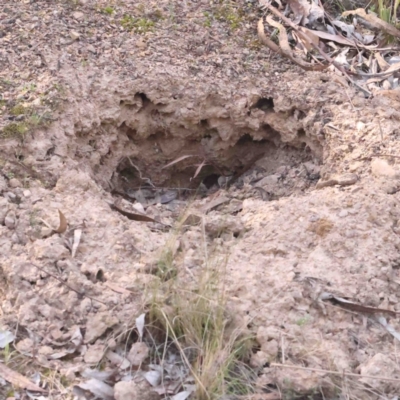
[2,0,400,399]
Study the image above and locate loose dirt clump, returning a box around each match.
[2,0,400,399]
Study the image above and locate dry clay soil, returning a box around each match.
[2,0,400,399]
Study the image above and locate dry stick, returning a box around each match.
[377,119,384,143]
[263,3,372,96]
[271,363,400,382]
[345,89,356,112]
[31,263,107,305]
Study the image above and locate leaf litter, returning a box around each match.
[258,0,400,95]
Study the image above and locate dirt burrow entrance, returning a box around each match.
[66,88,323,197]
[2,67,400,399]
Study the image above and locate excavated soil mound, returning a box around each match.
[2,0,400,399]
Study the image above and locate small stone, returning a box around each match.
[348,161,363,173]
[356,121,365,132]
[84,344,105,364]
[135,39,146,49]
[114,381,138,400]
[132,202,145,214]
[338,210,348,218]
[23,189,31,198]
[128,342,149,366]
[38,346,54,356]
[11,233,19,243]
[337,173,358,186]
[257,174,279,187]
[316,178,338,189]
[87,44,96,53]
[15,338,34,354]
[261,339,279,359]
[250,350,269,368]
[84,312,119,344]
[40,227,53,238]
[8,178,22,188]
[72,11,84,20]
[386,185,399,194]
[0,175,7,193]
[70,30,80,40]
[4,211,16,229]
[4,192,17,201]
[371,158,396,178]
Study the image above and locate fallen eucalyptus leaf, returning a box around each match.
[71,229,82,258]
[54,209,67,233]
[0,363,47,393]
[110,203,169,226]
[135,313,145,340]
[76,378,114,399]
[0,330,14,348]
[144,370,161,387]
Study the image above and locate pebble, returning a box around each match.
[114,381,138,400]
[8,178,22,188]
[72,11,84,20]
[5,212,16,229]
[338,210,348,218]
[23,189,31,198]
[316,173,358,189]
[70,30,80,40]
[132,203,145,214]
[337,173,358,186]
[87,44,96,53]
[0,175,7,193]
[371,158,396,178]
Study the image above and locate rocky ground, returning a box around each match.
[1,0,400,399]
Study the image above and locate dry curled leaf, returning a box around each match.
[320,292,398,317]
[0,363,47,393]
[299,26,355,47]
[109,203,169,226]
[54,209,67,233]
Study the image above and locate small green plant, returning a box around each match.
[1,122,28,138]
[22,83,37,92]
[156,248,177,281]
[214,3,243,30]
[120,15,155,33]
[296,315,310,326]
[10,104,26,116]
[29,210,39,227]
[377,0,400,23]
[102,6,114,15]
[204,11,212,27]
[147,216,255,399]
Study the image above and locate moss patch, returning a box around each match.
[1,122,28,138]
[120,15,155,33]
[10,104,27,116]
